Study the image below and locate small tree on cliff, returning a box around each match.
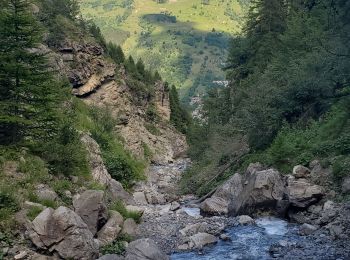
[0,0,60,144]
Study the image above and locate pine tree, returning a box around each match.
[136,58,146,79]
[0,0,59,144]
[227,0,288,83]
[107,42,125,64]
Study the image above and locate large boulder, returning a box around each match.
[200,173,243,215]
[122,218,138,237]
[125,238,169,260]
[228,168,285,216]
[188,233,218,249]
[97,211,124,246]
[200,197,229,215]
[287,179,324,208]
[108,179,135,205]
[28,207,99,260]
[237,215,255,225]
[73,190,108,235]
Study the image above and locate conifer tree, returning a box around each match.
[0,0,59,144]
[107,42,125,64]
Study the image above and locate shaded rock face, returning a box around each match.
[73,190,108,235]
[81,67,188,165]
[122,218,139,237]
[81,134,111,186]
[201,163,326,217]
[228,168,285,216]
[286,178,324,209]
[97,211,123,246]
[28,207,99,260]
[125,238,169,260]
[200,173,243,215]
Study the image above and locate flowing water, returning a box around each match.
[171,217,303,260]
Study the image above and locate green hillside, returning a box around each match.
[79,0,249,101]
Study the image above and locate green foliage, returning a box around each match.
[27,206,43,221]
[101,234,132,255]
[110,200,142,224]
[79,0,248,100]
[38,123,89,177]
[87,106,145,188]
[169,85,191,134]
[107,42,125,64]
[333,156,350,183]
[145,123,161,136]
[185,0,350,194]
[142,142,153,160]
[0,0,61,144]
[0,187,19,229]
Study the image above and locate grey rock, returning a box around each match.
[73,190,107,235]
[170,201,181,211]
[188,233,218,249]
[97,211,124,246]
[125,238,169,260]
[237,215,255,225]
[133,192,148,205]
[122,218,138,237]
[229,169,285,216]
[200,173,242,216]
[342,177,350,194]
[28,206,99,260]
[287,179,324,208]
[36,184,58,201]
[293,165,310,178]
[299,223,318,235]
[109,179,135,205]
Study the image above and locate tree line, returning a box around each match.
[183,0,350,195]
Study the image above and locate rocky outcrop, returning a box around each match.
[97,211,124,246]
[200,173,243,215]
[80,134,111,186]
[201,163,326,217]
[124,239,169,260]
[228,168,285,216]
[286,177,324,209]
[28,207,99,260]
[73,190,108,235]
[81,67,187,164]
[292,165,310,179]
[81,134,135,204]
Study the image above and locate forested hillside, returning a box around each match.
[79,0,249,101]
[0,0,188,254]
[182,0,350,197]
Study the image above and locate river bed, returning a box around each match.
[171,217,301,260]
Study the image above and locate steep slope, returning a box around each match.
[49,38,187,164]
[79,0,249,101]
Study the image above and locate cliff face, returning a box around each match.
[49,39,187,164]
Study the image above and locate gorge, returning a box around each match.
[0,0,350,260]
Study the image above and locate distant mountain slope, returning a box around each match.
[79,0,249,101]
